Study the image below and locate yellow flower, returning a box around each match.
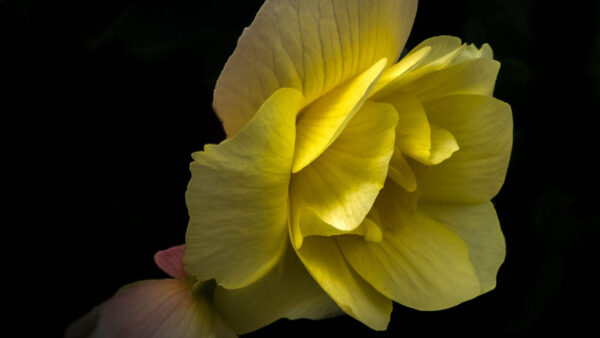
[184,0,512,333]
[66,245,237,338]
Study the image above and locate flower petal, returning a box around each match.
[293,58,387,172]
[371,36,497,100]
[337,184,481,310]
[214,0,417,136]
[154,244,189,281]
[213,244,341,335]
[387,148,417,192]
[90,280,236,338]
[394,57,500,101]
[185,88,304,289]
[417,94,513,203]
[419,201,506,293]
[290,100,397,247]
[383,93,459,165]
[294,235,392,330]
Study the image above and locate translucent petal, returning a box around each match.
[213,244,341,335]
[420,201,506,293]
[185,88,304,289]
[293,235,392,330]
[290,100,397,247]
[418,95,513,203]
[90,280,236,338]
[214,0,418,136]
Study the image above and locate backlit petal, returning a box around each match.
[294,235,392,330]
[418,94,513,203]
[91,280,236,338]
[213,244,341,335]
[420,201,506,293]
[185,88,304,289]
[214,0,417,136]
[290,100,397,247]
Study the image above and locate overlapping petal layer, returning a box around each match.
[290,100,398,247]
[417,94,513,203]
[294,235,392,330]
[185,88,304,289]
[214,0,417,136]
[337,181,482,311]
[213,244,341,335]
[419,201,506,293]
[293,58,387,172]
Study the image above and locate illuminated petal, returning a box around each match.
[293,58,387,172]
[213,245,341,335]
[420,201,506,293]
[290,101,397,247]
[154,244,189,281]
[418,95,513,203]
[384,93,459,165]
[294,235,392,330]
[338,186,481,310]
[91,280,236,338]
[185,88,304,289]
[214,0,417,136]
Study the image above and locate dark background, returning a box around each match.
[4,0,598,336]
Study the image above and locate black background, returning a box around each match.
[4,0,598,336]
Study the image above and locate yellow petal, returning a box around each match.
[213,244,341,335]
[214,0,418,136]
[370,36,465,99]
[293,58,387,172]
[370,45,431,96]
[394,57,500,101]
[294,235,392,330]
[387,148,417,192]
[185,88,304,289]
[90,280,236,338]
[420,201,506,293]
[383,93,459,165]
[338,208,481,311]
[371,36,497,100]
[290,100,397,247]
[418,95,513,203]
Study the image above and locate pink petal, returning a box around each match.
[153,244,190,280]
